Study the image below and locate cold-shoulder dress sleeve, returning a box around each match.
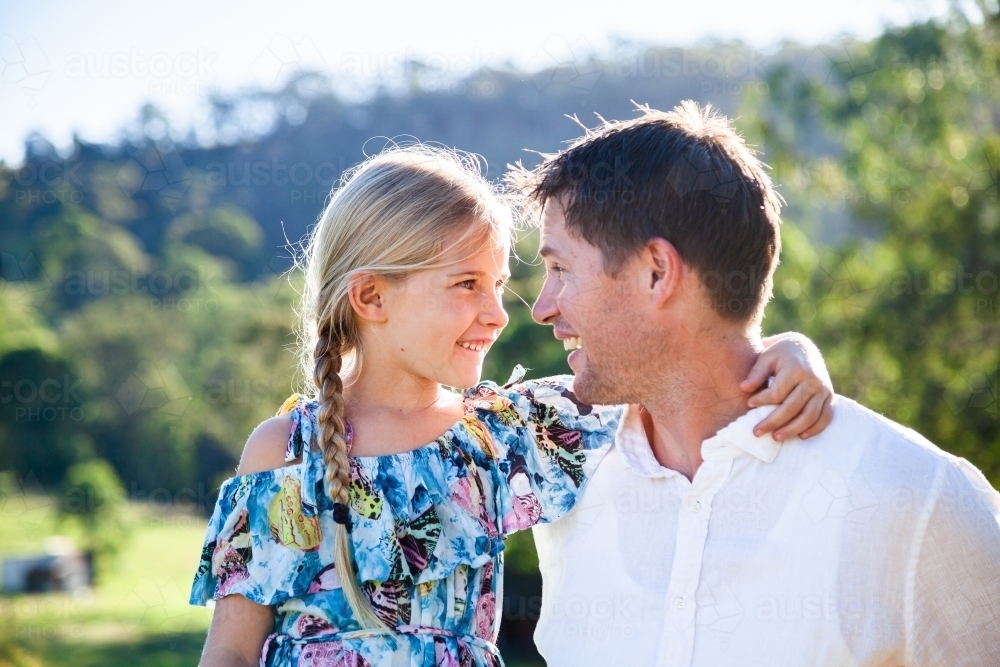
[463,366,622,536]
[189,393,331,608]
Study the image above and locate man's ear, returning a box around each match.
[347,272,388,323]
[643,238,682,307]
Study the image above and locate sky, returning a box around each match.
[0,0,958,165]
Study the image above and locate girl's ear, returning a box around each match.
[347,273,388,323]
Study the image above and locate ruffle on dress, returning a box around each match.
[190,368,621,608]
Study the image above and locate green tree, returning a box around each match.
[743,15,1000,483]
[57,459,131,581]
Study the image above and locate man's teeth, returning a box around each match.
[458,341,488,352]
[563,337,581,351]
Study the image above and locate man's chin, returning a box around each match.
[572,369,621,406]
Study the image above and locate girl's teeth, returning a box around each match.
[563,337,581,351]
[459,342,486,352]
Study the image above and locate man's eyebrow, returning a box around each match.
[538,244,559,259]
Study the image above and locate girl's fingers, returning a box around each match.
[752,382,811,437]
[748,361,812,408]
[741,354,778,394]
[798,395,834,439]
[772,392,828,441]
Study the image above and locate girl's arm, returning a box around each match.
[741,332,834,441]
[199,594,274,667]
[197,416,294,666]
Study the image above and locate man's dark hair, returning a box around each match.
[511,100,784,323]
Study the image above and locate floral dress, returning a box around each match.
[189,368,621,667]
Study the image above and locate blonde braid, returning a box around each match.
[292,144,515,631]
[313,321,389,631]
[314,324,351,506]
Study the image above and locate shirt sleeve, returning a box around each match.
[469,373,621,536]
[189,395,330,608]
[909,456,1000,665]
[189,466,330,607]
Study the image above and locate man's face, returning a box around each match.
[532,201,646,405]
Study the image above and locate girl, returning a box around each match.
[190,145,833,667]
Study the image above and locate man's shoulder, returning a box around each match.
[817,395,995,501]
[824,394,945,458]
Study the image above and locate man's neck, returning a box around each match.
[638,330,763,481]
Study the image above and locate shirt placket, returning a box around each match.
[656,454,734,667]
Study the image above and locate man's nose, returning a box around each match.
[532,278,559,325]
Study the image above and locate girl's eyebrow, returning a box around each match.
[448,269,512,281]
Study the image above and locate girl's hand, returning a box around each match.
[739,332,834,441]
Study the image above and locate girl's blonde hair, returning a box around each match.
[293,144,512,629]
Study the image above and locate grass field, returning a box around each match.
[0,494,213,667]
[0,494,545,667]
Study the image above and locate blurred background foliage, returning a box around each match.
[744,14,1000,479]
[1,10,998,666]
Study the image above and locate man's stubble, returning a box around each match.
[571,284,692,410]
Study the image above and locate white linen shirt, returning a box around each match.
[532,396,1000,666]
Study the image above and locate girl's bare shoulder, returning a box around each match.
[236,413,298,476]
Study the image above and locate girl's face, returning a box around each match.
[373,236,511,390]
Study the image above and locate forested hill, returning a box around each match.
[4,42,805,292]
[2,26,998,503]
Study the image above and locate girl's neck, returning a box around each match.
[342,364,459,419]
[339,365,466,458]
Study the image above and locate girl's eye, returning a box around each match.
[459,279,476,290]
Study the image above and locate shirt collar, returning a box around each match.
[704,405,783,463]
[614,404,668,477]
[615,403,783,478]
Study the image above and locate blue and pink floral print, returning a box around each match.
[190,368,621,666]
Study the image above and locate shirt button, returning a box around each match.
[688,500,701,513]
[673,596,686,610]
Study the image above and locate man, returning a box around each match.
[513,101,1000,665]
